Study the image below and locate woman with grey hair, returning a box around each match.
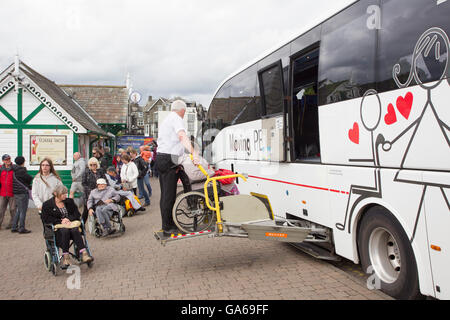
[41,185,93,267]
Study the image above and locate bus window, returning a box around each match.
[318,0,379,106]
[208,84,231,130]
[229,65,260,125]
[377,0,450,92]
[291,48,320,161]
[259,61,285,116]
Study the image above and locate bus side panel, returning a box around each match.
[219,160,332,228]
[423,171,450,300]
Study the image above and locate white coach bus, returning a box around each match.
[202,0,449,300]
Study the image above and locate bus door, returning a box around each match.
[289,47,320,162]
[280,46,332,226]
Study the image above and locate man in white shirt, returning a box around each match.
[156,100,198,236]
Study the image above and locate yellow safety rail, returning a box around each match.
[189,154,247,233]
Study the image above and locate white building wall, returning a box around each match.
[22,89,41,120]
[0,90,18,123]
[0,129,18,157]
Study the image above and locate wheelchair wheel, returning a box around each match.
[172,191,215,234]
[44,251,52,272]
[94,228,103,238]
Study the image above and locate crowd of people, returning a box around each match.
[0,100,235,271]
[0,141,158,267]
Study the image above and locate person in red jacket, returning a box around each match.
[0,154,17,230]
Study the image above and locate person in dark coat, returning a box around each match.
[131,149,151,206]
[81,157,107,222]
[93,147,108,172]
[41,185,93,267]
[11,156,33,233]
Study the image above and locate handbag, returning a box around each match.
[121,165,133,190]
[54,220,81,231]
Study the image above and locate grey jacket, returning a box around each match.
[87,186,120,211]
[71,158,86,182]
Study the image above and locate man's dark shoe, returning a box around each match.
[19,229,31,234]
[11,229,18,233]
[144,202,150,207]
[138,207,146,212]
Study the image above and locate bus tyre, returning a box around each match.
[358,206,423,300]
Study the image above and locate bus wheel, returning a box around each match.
[358,206,423,300]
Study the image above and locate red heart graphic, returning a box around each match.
[349,122,359,145]
[384,103,397,125]
[396,92,413,120]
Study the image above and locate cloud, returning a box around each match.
[0,0,356,107]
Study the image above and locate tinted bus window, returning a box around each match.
[208,84,230,130]
[318,0,379,106]
[290,26,321,56]
[229,65,260,125]
[377,0,450,92]
[258,45,290,92]
[259,62,285,116]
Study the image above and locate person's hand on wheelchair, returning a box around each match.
[88,208,95,216]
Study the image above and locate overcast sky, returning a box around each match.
[1,0,355,108]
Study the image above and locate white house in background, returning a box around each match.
[145,97,202,140]
[0,58,109,188]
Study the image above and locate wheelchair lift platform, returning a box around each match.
[154,168,322,250]
[154,218,312,246]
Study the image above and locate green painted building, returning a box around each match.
[0,60,111,188]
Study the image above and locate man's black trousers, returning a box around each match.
[156,154,179,231]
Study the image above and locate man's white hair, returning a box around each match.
[171,100,187,112]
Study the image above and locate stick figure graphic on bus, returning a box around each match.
[336,27,450,235]
[336,89,385,232]
[381,27,450,242]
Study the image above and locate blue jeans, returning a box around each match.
[12,194,29,231]
[137,173,152,205]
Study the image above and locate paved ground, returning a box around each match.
[0,177,392,300]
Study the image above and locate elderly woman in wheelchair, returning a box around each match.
[41,185,94,270]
